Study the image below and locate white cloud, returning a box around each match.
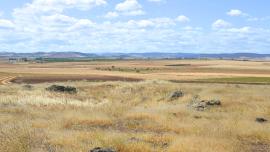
[148,0,164,2]
[116,0,141,11]
[176,15,190,23]
[0,1,270,54]
[104,12,119,19]
[41,14,77,24]
[10,0,107,33]
[68,19,95,31]
[151,18,175,27]
[13,0,107,17]
[227,9,270,23]
[212,19,232,29]
[226,27,251,33]
[227,9,244,16]
[1,15,270,53]
[128,20,154,28]
[115,0,145,16]
[205,27,270,53]
[247,16,270,22]
[127,18,174,28]
[33,0,107,11]
[0,19,15,28]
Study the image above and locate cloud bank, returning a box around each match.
[0,1,269,53]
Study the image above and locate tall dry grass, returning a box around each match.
[0,80,269,152]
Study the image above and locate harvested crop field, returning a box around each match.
[1,59,270,84]
[11,75,141,84]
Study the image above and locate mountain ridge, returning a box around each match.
[0,51,270,59]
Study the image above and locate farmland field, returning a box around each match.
[1,59,270,83]
[0,59,270,152]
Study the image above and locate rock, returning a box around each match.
[89,147,116,152]
[194,115,202,119]
[188,96,221,111]
[46,85,77,94]
[162,142,169,147]
[206,100,221,106]
[169,90,184,100]
[256,118,267,123]
[192,100,208,111]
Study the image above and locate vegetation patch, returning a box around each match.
[22,84,33,90]
[96,66,161,73]
[203,77,270,84]
[12,75,141,84]
[165,64,191,67]
[36,58,130,63]
[256,118,268,123]
[46,85,77,94]
[36,58,94,63]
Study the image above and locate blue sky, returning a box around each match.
[0,0,270,53]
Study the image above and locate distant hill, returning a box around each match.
[0,51,270,60]
[0,52,97,58]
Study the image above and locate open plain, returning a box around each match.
[0,59,270,152]
[1,59,270,83]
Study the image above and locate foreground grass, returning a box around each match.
[0,80,269,152]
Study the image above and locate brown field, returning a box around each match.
[0,59,270,152]
[1,59,270,83]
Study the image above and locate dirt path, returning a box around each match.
[0,76,16,85]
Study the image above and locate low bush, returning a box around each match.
[46,85,77,94]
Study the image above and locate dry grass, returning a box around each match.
[0,80,269,152]
[0,121,48,152]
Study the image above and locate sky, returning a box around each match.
[0,0,270,53]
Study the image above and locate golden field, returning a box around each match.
[0,59,269,152]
